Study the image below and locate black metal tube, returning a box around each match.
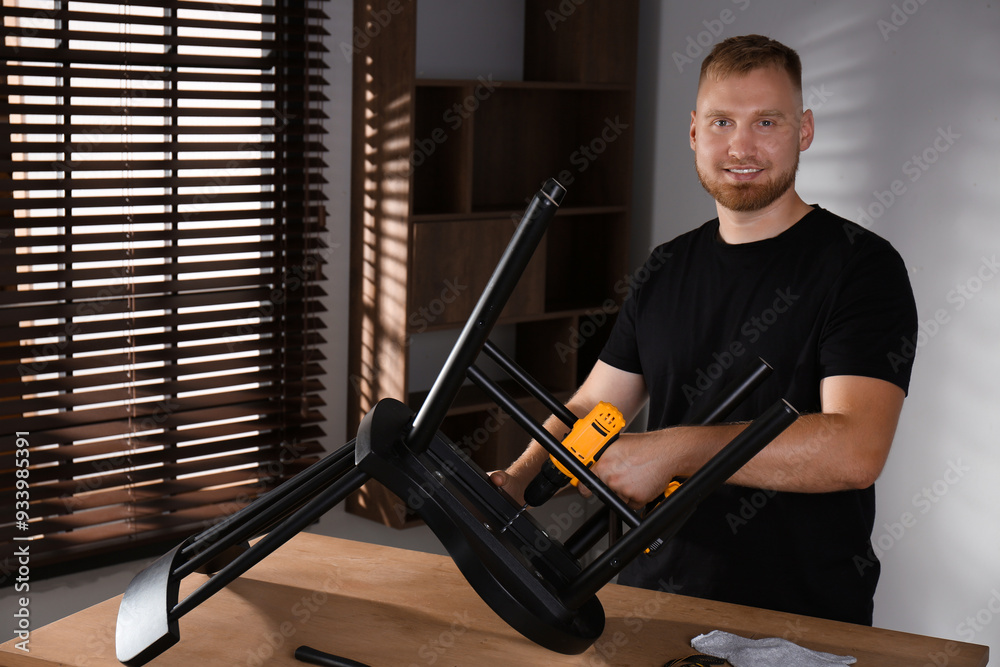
[561,357,772,553]
[406,179,565,453]
[170,467,370,620]
[563,507,611,559]
[173,443,357,578]
[563,399,798,608]
[607,508,622,546]
[180,440,357,558]
[689,357,772,425]
[466,364,641,529]
[295,646,371,667]
[482,339,577,429]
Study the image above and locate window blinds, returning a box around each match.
[1,0,329,578]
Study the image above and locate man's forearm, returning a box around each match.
[506,440,549,480]
[664,413,858,492]
[593,375,904,506]
[501,398,594,501]
[595,411,885,508]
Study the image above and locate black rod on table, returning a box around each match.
[481,339,577,430]
[295,645,371,667]
[562,399,798,608]
[466,364,641,529]
[406,179,565,454]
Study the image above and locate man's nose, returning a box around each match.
[728,126,756,160]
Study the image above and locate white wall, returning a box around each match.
[415,0,525,80]
[635,0,1000,653]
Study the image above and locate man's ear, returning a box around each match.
[799,108,815,151]
[690,110,698,151]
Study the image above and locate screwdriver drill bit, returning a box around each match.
[499,503,528,534]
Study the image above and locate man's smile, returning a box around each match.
[724,166,765,180]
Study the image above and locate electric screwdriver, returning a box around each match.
[499,402,625,533]
[526,401,626,507]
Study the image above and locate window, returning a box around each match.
[1,0,329,578]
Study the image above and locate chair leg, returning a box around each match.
[115,441,369,667]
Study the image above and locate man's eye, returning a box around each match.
[713,119,730,127]
[759,120,774,127]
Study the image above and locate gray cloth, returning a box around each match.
[692,630,857,666]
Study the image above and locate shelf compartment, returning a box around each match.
[545,210,630,313]
[524,0,640,85]
[411,81,634,216]
[412,84,475,216]
[471,87,633,212]
[408,217,546,330]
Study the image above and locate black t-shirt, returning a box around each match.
[599,206,917,625]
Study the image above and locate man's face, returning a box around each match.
[690,66,813,213]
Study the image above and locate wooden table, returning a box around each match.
[0,532,989,666]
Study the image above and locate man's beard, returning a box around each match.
[695,155,799,213]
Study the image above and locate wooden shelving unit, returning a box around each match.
[346,0,639,527]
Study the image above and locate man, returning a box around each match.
[491,35,917,625]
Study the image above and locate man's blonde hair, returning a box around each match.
[700,34,802,94]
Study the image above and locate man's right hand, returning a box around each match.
[487,362,647,511]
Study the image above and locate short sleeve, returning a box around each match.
[599,276,644,375]
[819,237,918,393]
